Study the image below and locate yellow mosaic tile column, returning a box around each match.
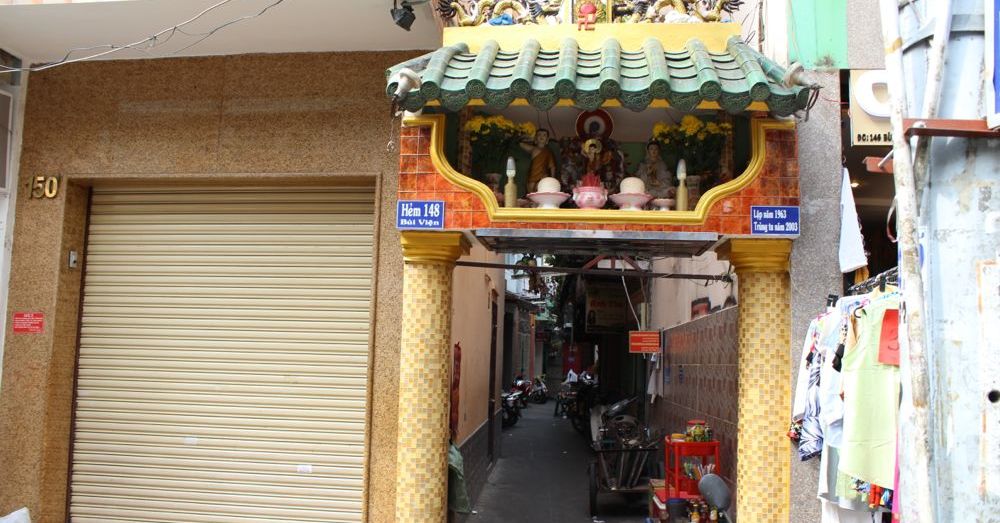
[720,238,793,522]
[396,231,470,523]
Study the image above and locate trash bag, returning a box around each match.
[0,508,31,523]
[448,442,472,514]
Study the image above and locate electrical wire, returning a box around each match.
[738,0,760,45]
[171,0,285,55]
[622,275,641,329]
[0,0,286,75]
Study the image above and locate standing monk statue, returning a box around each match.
[520,128,557,193]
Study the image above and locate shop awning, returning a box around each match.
[386,36,810,115]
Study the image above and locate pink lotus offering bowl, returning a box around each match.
[572,186,607,209]
[527,191,570,209]
[610,192,652,211]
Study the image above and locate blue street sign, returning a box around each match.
[750,206,800,235]
[396,200,445,230]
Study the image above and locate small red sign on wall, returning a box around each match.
[12,312,44,334]
[629,331,661,354]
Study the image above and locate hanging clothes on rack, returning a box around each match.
[840,289,900,489]
[792,319,824,460]
[818,295,874,516]
[792,267,902,523]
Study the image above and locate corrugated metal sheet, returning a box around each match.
[69,186,375,523]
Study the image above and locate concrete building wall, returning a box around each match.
[846,0,885,69]
[450,243,505,444]
[788,71,844,523]
[0,51,473,523]
[649,253,735,330]
[448,243,505,511]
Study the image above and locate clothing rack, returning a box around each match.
[846,266,899,296]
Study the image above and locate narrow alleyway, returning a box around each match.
[469,402,649,523]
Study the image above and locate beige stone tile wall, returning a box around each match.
[0,50,420,523]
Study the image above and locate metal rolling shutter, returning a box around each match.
[69,186,375,523]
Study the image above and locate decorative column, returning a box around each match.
[396,231,470,523]
[718,238,793,522]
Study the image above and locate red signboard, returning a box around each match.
[629,330,661,354]
[12,312,44,334]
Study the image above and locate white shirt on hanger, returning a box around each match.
[839,168,867,273]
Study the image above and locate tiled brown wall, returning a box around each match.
[0,51,421,523]
[651,307,739,484]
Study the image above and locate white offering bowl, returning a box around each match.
[610,192,653,211]
[620,176,646,194]
[651,198,676,211]
[527,191,570,209]
[536,177,562,193]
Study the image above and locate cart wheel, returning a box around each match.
[588,461,598,516]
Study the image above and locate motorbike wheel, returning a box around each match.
[588,461,599,516]
[571,413,588,435]
[531,391,548,404]
[501,408,514,428]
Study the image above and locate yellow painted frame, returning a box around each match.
[424,99,773,112]
[443,22,744,53]
[401,114,795,225]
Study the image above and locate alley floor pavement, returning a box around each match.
[467,401,649,523]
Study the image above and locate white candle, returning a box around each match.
[504,156,518,208]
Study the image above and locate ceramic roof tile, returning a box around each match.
[386,36,810,116]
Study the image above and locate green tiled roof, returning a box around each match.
[386,36,810,116]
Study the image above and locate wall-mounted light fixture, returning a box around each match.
[391,0,430,31]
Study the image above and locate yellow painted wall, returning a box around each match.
[449,243,505,444]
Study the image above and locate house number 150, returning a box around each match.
[30,176,60,199]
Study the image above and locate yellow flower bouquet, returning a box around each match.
[464,114,536,178]
[652,115,732,176]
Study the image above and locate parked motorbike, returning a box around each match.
[590,396,640,446]
[510,376,532,408]
[500,391,522,428]
[698,473,735,522]
[565,373,599,435]
[554,382,575,417]
[529,376,549,404]
[587,396,661,516]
